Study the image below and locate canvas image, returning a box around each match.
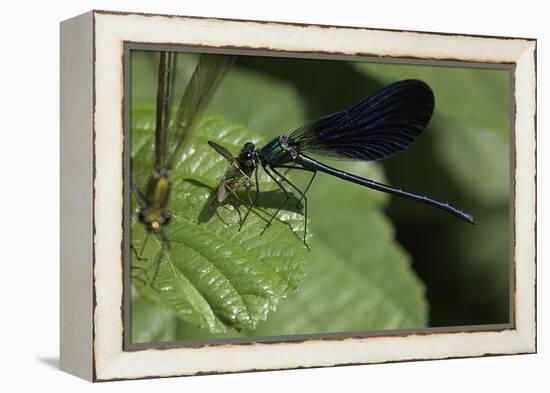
[127,48,511,346]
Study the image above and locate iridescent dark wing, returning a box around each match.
[167,54,237,169]
[288,79,434,161]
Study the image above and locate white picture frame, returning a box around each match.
[60,10,536,382]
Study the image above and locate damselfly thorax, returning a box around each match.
[138,166,173,232]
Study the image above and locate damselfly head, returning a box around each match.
[239,142,256,162]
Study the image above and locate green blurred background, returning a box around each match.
[130,50,511,343]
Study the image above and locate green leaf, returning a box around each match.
[353,62,510,325]
[130,53,429,341]
[131,116,310,334]
[130,287,178,343]
[170,164,428,338]
[434,120,509,207]
[254,162,427,335]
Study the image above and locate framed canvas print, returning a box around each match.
[60,10,537,382]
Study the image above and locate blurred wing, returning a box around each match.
[289,79,434,161]
[217,182,229,203]
[154,51,175,168]
[167,54,237,168]
[208,140,234,161]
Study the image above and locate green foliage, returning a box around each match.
[354,63,510,325]
[129,50,511,342]
[131,117,309,334]
[131,113,428,341]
